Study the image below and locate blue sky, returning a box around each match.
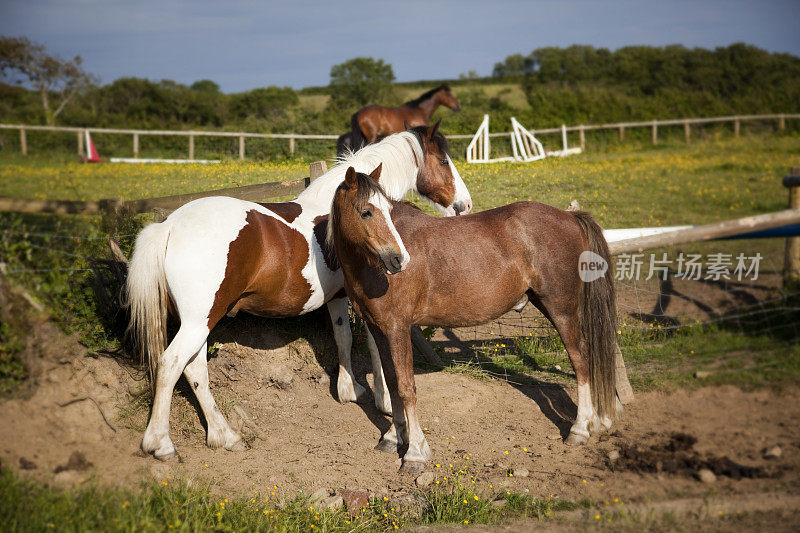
[1,0,799,93]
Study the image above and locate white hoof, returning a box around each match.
[565,428,590,446]
[142,431,179,461]
[588,415,610,435]
[225,439,247,452]
[208,427,244,451]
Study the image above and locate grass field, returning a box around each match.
[1,132,799,531]
[1,135,795,228]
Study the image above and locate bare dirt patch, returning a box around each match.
[0,294,798,516]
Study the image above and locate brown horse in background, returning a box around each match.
[348,85,460,150]
[330,166,629,474]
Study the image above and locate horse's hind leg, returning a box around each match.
[141,323,208,461]
[327,297,367,404]
[183,342,245,452]
[534,297,600,445]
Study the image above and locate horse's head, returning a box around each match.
[437,85,461,112]
[408,120,472,216]
[329,164,410,275]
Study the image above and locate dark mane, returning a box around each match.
[328,171,389,249]
[407,125,451,156]
[403,85,449,107]
[352,171,388,209]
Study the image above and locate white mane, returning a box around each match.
[296,131,423,207]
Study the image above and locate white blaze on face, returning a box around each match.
[447,155,472,216]
[370,191,410,270]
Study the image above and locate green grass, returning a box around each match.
[0,469,586,532]
[0,154,308,202]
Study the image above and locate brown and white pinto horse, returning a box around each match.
[330,167,628,474]
[126,125,472,461]
[350,85,461,148]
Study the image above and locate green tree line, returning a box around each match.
[1,42,798,141]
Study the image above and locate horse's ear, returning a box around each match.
[345,166,358,188]
[428,119,442,140]
[403,120,411,131]
[369,163,382,183]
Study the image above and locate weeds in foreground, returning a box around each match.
[0,468,588,532]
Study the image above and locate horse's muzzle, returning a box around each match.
[381,251,407,274]
[452,104,462,112]
[453,200,472,216]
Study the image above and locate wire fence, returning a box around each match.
[427,238,798,388]
[2,220,796,384]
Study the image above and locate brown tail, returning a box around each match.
[572,211,617,422]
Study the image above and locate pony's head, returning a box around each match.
[329,164,410,275]
[436,85,461,112]
[407,120,472,216]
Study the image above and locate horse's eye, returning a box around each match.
[440,158,448,165]
[361,209,372,219]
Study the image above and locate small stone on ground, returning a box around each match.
[696,468,716,484]
[764,445,782,459]
[416,471,435,487]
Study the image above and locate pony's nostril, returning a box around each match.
[391,255,402,270]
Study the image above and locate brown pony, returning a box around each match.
[350,85,460,148]
[330,167,628,474]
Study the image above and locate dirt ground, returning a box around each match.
[1,293,798,528]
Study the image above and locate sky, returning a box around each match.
[2,0,799,93]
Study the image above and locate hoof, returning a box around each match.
[225,439,247,452]
[400,460,426,475]
[588,417,610,435]
[375,438,399,454]
[565,431,589,446]
[154,450,182,463]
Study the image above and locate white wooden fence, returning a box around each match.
[2,113,797,159]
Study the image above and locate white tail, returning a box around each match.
[125,221,171,383]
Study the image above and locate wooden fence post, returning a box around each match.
[734,117,740,138]
[619,125,625,142]
[133,132,139,158]
[289,135,295,155]
[579,125,585,151]
[77,130,84,157]
[309,160,327,183]
[684,121,691,143]
[651,121,658,145]
[20,128,27,156]
[188,134,195,160]
[239,135,245,160]
[784,166,800,284]
[779,114,786,131]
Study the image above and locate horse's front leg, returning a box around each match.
[370,322,430,474]
[327,296,366,403]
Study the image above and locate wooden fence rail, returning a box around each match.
[0,177,310,216]
[2,113,797,159]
